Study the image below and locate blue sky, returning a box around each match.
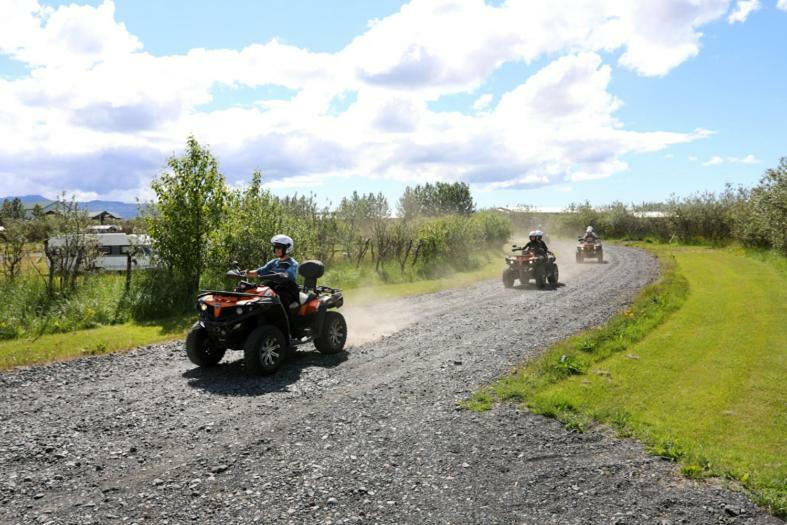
[0,0,785,210]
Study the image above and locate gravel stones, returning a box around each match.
[0,244,779,524]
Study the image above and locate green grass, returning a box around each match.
[0,316,193,369]
[465,244,786,517]
[0,251,505,369]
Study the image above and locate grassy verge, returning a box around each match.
[0,252,504,370]
[0,316,194,370]
[464,244,786,517]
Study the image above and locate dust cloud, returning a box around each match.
[341,289,423,347]
[339,237,598,347]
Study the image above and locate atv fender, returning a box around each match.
[313,301,328,337]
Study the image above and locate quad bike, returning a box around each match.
[576,238,603,263]
[186,260,346,375]
[502,245,559,289]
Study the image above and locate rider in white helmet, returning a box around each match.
[249,234,299,281]
[523,230,549,253]
[248,234,300,307]
[534,230,549,252]
[583,226,598,241]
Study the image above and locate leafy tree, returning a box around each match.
[336,191,389,258]
[0,220,28,281]
[735,157,787,253]
[397,182,475,219]
[0,197,25,222]
[43,197,100,294]
[31,203,45,220]
[206,170,281,277]
[147,136,228,293]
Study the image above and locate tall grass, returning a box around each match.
[0,272,131,340]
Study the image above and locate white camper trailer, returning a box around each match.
[47,233,155,271]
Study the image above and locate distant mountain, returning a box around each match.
[1,195,146,219]
[1,194,51,206]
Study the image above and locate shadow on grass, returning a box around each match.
[182,349,349,397]
[136,315,195,335]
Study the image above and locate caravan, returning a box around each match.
[47,232,155,271]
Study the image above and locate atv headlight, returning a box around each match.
[236,306,244,315]
[200,303,208,311]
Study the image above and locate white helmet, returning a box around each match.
[586,226,594,233]
[271,234,294,255]
[528,230,537,239]
[535,230,544,238]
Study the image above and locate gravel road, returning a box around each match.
[0,243,780,525]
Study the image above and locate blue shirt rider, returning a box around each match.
[247,234,300,309]
[254,256,299,281]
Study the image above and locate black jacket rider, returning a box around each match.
[523,239,549,253]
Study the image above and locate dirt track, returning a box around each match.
[0,243,779,524]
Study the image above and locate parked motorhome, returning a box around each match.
[47,233,155,271]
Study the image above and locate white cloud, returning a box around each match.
[738,154,760,164]
[472,94,493,111]
[0,0,736,199]
[703,154,761,166]
[778,0,787,11]
[728,0,761,23]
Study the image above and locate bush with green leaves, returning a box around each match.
[146,135,228,294]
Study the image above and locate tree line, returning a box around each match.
[134,137,511,318]
[0,137,511,337]
[556,158,786,254]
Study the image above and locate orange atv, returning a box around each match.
[186,260,346,375]
[503,245,558,289]
[576,237,603,263]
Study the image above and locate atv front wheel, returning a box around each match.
[535,269,546,289]
[597,249,604,262]
[576,253,583,263]
[548,264,559,284]
[315,311,347,354]
[502,269,515,288]
[185,322,226,367]
[244,325,287,375]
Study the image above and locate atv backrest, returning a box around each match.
[299,260,325,290]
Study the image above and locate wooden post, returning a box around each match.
[411,240,424,267]
[399,239,413,274]
[125,253,132,293]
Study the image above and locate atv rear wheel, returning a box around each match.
[315,311,347,354]
[502,269,515,288]
[185,322,226,367]
[548,264,559,284]
[244,325,287,375]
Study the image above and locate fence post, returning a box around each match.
[400,239,413,274]
[125,253,132,293]
[411,240,424,267]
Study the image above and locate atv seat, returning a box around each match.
[299,260,324,291]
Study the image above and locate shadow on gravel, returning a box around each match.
[182,350,349,397]
[512,282,566,291]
